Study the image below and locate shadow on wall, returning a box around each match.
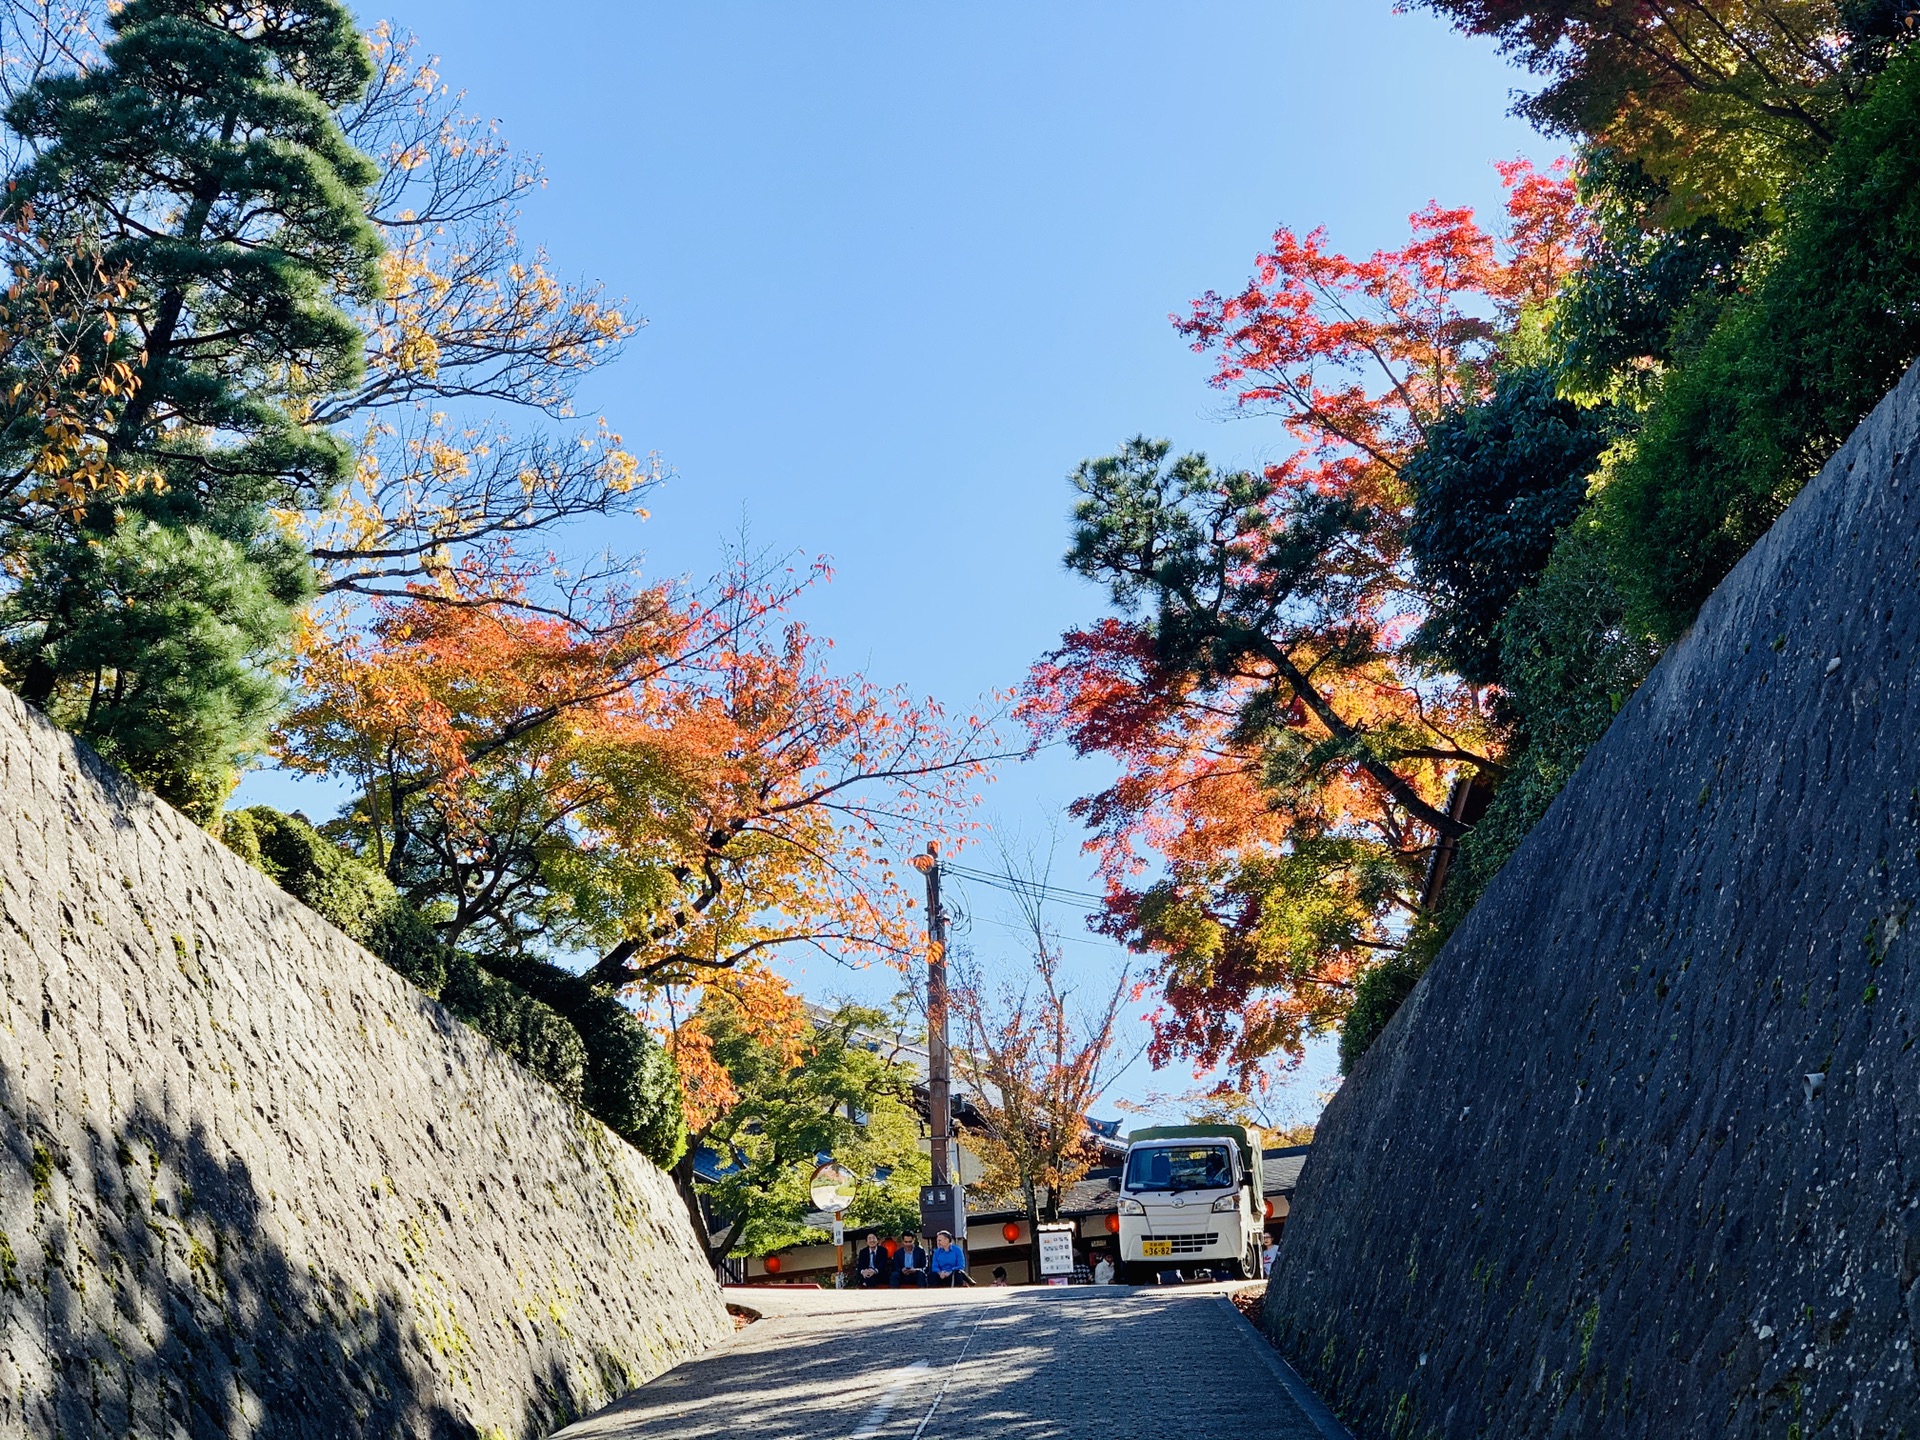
[0,1058,628,1440]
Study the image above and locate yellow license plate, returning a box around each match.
[1141,1240,1173,1258]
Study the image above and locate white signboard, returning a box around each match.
[1036,1223,1076,1277]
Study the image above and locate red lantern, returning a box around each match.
[1264,1199,1275,1220]
[764,1254,782,1275]
[1105,1213,1120,1234]
[1001,1221,1022,1244]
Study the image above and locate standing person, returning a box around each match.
[892,1234,930,1288]
[929,1230,971,1287]
[1261,1236,1279,1277]
[853,1232,889,1289]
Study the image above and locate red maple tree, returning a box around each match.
[1026,161,1584,1081]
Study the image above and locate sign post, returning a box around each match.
[1036,1221,1076,1285]
[809,1161,857,1289]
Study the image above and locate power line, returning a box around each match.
[942,862,1109,909]
[954,911,1125,952]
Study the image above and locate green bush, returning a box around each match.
[496,961,688,1169]
[1338,951,1425,1074]
[1549,149,1751,402]
[438,954,587,1103]
[1406,366,1611,685]
[221,805,447,994]
[1597,42,1920,639]
[1344,525,1659,1070]
[222,804,685,1165]
[222,805,587,1102]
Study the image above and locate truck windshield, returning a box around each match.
[1125,1145,1234,1193]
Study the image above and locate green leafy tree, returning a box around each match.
[1550,149,1753,401]
[0,0,382,815]
[688,1001,926,1269]
[1595,40,1920,639]
[1406,366,1611,686]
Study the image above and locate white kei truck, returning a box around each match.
[1115,1124,1265,1284]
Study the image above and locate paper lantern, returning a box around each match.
[1105,1213,1120,1234]
[764,1254,782,1275]
[1264,1199,1275,1219]
[1001,1221,1022,1244]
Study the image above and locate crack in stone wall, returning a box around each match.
[0,690,730,1438]
[1265,361,1920,1438]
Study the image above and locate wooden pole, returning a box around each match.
[915,844,952,1187]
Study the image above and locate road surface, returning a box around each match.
[555,1281,1352,1440]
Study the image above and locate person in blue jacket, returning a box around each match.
[929,1230,971,1287]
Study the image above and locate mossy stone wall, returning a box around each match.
[1267,362,1920,1437]
[0,691,728,1438]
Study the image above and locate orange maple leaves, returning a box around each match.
[282,552,999,1006]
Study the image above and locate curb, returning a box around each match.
[1216,1294,1358,1440]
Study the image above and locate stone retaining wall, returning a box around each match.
[1266,364,1920,1436]
[0,690,730,1438]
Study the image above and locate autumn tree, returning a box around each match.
[281,554,995,988]
[1028,163,1580,1080]
[1412,1,1911,220]
[0,0,383,815]
[950,862,1134,1231]
[304,24,651,609]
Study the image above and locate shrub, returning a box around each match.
[498,962,688,1169]
[438,955,587,1103]
[1338,951,1425,1074]
[222,804,685,1164]
[1344,525,1659,1070]
[221,805,446,994]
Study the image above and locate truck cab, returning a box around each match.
[1115,1124,1264,1283]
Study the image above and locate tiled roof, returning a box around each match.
[1262,1144,1310,1196]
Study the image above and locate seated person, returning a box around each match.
[853,1232,889,1289]
[1092,1250,1115,1285]
[929,1230,971,1287]
[892,1234,931,1287]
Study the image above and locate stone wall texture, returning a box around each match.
[1265,361,1920,1438]
[0,690,730,1438]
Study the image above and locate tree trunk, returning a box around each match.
[1024,1180,1041,1283]
[673,1148,736,1276]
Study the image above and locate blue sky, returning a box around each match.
[251,1,1556,1120]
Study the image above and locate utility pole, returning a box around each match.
[913,843,952,1186]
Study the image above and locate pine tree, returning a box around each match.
[0,0,381,817]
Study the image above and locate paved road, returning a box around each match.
[555,1282,1351,1440]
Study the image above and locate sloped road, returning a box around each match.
[555,1282,1351,1440]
